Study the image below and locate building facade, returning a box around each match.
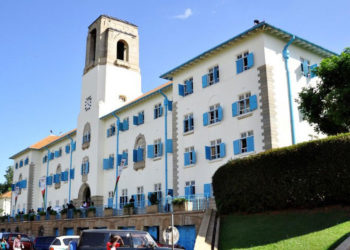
[0,191,11,216]
[10,15,335,215]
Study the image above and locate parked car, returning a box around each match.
[49,235,79,250]
[34,236,56,250]
[0,232,34,250]
[77,229,181,250]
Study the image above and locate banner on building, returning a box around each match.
[39,176,46,203]
[14,187,19,206]
[113,162,126,197]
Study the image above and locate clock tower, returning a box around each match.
[73,15,143,207]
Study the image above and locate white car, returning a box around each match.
[49,235,79,250]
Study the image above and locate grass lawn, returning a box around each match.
[219,207,350,250]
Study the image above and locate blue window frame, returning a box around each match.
[204,183,212,198]
[70,169,75,179]
[81,161,89,175]
[147,139,163,158]
[133,111,145,125]
[300,58,317,78]
[185,181,195,199]
[61,171,69,181]
[53,174,61,184]
[133,147,144,162]
[65,144,70,154]
[236,51,254,74]
[120,189,128,208]
[82,132,91,144]
[203,104,223,126]
[205,139,225,160]
[107,124,116,137]
[184,114,194,133]
[154,103,163,119]
[19,160,23,167]
[202,66,219,88]
[118,118,129,131]
[15,163,18,169]
[179,78,194,96]
[232,93,258,117]
[184,147,196,166]
[24,158,29,165]
[103,155,114,170]
[233,131,254,155]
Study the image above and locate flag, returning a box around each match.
[39,177,46,203]
[14,187,19,206]
[113,159,126,196]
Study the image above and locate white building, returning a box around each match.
[9,15,335,215]
[0,191,11,216]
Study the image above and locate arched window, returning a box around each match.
[81,156,90,182]
[89,29,97,64]
[17,174,22,195]
[117,40,128,61]
[82,123,91,150]
[133,134,146,171]
[55,165,62,189]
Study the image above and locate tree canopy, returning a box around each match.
[298,48,350,135]
[0,166,13,194]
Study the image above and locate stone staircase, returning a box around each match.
[194,208,220,250]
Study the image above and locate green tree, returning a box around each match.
[0,166,13,194]
[298,48,350,135]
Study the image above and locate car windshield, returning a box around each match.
[132,233,156,248]
[63,238,79,245]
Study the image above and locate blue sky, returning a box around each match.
[0,0,348,183]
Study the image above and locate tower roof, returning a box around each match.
[89,15,138,28]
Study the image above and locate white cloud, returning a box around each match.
[174,8,193,20]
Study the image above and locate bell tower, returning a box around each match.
[81,15,142,117]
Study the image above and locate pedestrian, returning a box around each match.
[106,234,124,250]
[0,237,9,250]
[13,235,23,250]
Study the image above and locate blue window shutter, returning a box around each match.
[86,162,89,173]
[190,116,194,130]
[81,164,83,175]
[117,154,122,167]
[72,142,76,151]
[108,198,113,208]
[184,152,190,166]
[310,64,317,78]
[192,151,196,164]
[65,145,70,154]
[186,80,193,94]
[183,119,186,133]
[70,169,75,179]
[178,84,185,97]
[139,113,144,124]
[159,142,163,156]
[302,60,309,77]
[54,151,58,158]
[232,102,238,117]
[247,53,254,69]
[202,74,208,88]
[214,66,219,83]
[168,101,173,111]
[141,194,145,208]
[23,180,27,188]
[250,95,258,111]
[236,58,243,74]
[204,184,212,198]
[219,143,226,158]
[185,186,190,199]
[166,139,173,153]
[159,106,163,117]
[107,128,110,137]
[103,158,108,170]
[122,152,128,165]
[20,160,23,167]
[203,112,208,126]
[205,146,211,160]
[133,149,138,162]
[154,108,157,119]
[133,116,139,125]
[147,192,153,206]
[138,148,144,161]
[118,121,123,131]
[218,106,223,121]
[147,145,154,158]
[247,136,255,152]
[233,140,241,155]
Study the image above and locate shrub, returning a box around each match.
[88,207,96,212]
[39,211,46,216]
[49,210,57,215]
[172,198,186,205]
[212,133,350,214]
[124,203,134,209]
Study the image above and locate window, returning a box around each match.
[42,155,47,163]
[82,123,91,149]
[301,58,317,78]
[178,78,194,96]
[202,66,219,88]
[65,144,70,154]
[154,139,162,158]
[120,189,128,208]
[81,159,89,175]
[154,103,163,119]
[107,124,116,137]
[89,29,96,64]
[234,131,254,155]
[24,157,29,165]
[236,51,254,74]
[154,183,162,200]
[184,114,194,133]
[121,149,128,166]
[133,111,144,126]
[133,146,144,163]
[136,186,145,207]
[19,160,23,167]
[55,148,62,158]
[184,146,196,166]
[232,93,257,117]
[119,95,127,102]
[119,118,129,131]
[203,104,223,126]
[103,154,114,170]
[185,181,195,198]
[205,139,226,160]
[117,40,128,61]
[15,163,18,169]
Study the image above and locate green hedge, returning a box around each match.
[212,134,350,214]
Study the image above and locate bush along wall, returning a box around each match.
[212,133,350,214]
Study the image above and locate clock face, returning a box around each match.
[84,96,92,111]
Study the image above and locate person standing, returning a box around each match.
[13,235,22,250]
[0,238,8,250]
